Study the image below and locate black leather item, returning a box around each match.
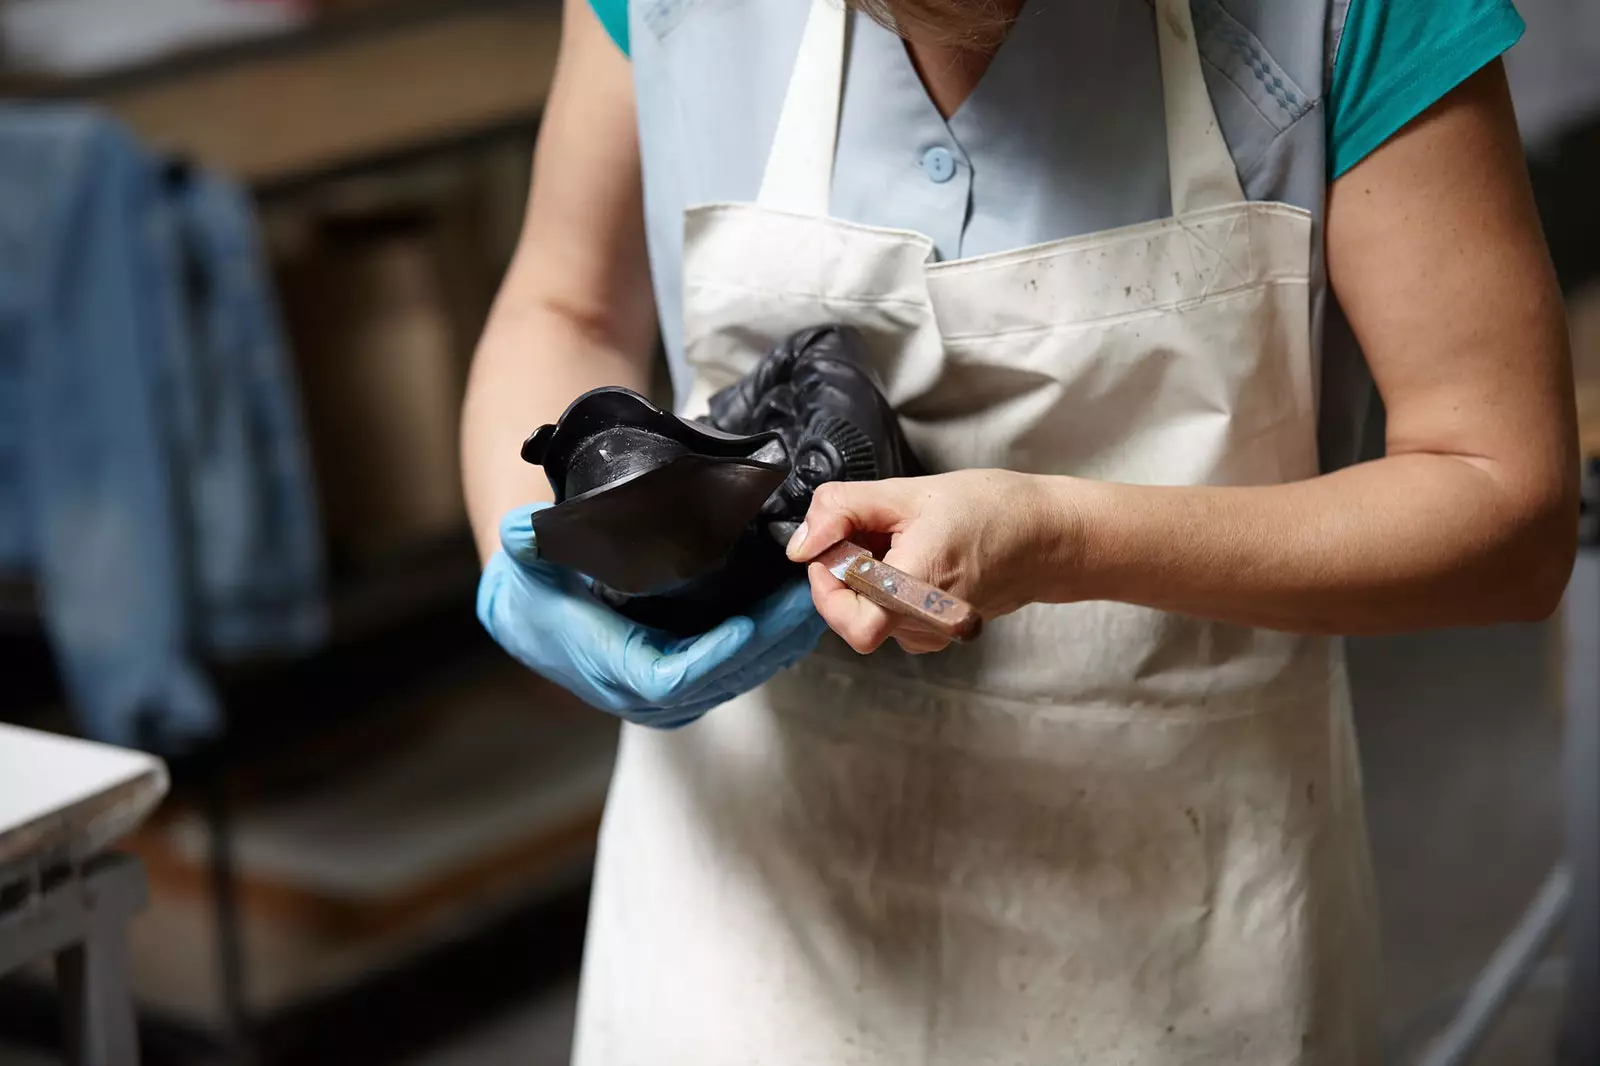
[709,324,924,525]
[521,325,922,635]
[523,387,789,596]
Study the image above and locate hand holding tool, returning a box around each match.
[769,521,982,643]
[814,540,983,643]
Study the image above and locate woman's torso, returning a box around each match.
[573,3,1382,1062]
[629,0,1373,469]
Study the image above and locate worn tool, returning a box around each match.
[816,541,983,643]
[765,520,982,642]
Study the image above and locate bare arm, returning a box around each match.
[462,0,657,562]
[1061,60,1577,632]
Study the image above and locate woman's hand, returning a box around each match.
[481,506,826,728]
[784,470,1076,654]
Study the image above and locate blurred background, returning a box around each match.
[0,1,1597,1064]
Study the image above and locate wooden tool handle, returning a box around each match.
[839,554,983,643]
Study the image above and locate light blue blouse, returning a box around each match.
[611,0,1524,470]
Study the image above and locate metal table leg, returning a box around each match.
[1415,867,1572,1066]
[1412,535,1600,1066]
[0,855,149,1066]
[1560,545,1600,1065]
[57,923,140,1066]
[202,779,255,1062]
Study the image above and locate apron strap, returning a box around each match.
[756,0,848,216]
[757,0,1244,219]
[1154,0,1246,213]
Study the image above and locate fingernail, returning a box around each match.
[785,522,808,560]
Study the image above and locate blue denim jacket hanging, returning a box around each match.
[0,105,325,748]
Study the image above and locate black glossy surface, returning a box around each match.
[521,327,923,635]
[532,454,788,596]
[523,388,789,600]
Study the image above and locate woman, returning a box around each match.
[463,0,1576,1056]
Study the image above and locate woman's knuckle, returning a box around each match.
[812,481,846,511]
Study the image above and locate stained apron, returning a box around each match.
[573,0,1382,1060]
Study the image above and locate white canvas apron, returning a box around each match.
[573,0,1381,1060]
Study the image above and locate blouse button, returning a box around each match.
[921,145,956,184]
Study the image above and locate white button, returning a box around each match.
[921,145,956,183]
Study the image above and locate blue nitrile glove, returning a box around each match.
[477,506,826,729]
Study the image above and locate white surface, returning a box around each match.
[0,723,167,869]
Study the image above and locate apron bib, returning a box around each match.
[573,0,1381,1061]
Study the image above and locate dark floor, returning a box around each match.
[395,622,1572,1066]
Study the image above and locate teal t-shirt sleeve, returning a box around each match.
[1327,0,1525,178]
[588,0,1517,175]
[589,0,630,56]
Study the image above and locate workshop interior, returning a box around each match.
[1,0,1598,1063]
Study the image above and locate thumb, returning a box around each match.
[786,479,919,562]
[498,503,552,566]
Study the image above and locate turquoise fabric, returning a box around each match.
[587,0,1523,178]
[593,0,630,57]
[1327,0,1524,177]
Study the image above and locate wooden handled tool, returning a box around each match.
[814,540,983,643]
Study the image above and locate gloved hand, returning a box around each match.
[477,506,826,728]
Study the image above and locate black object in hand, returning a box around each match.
[522,325,922,635]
